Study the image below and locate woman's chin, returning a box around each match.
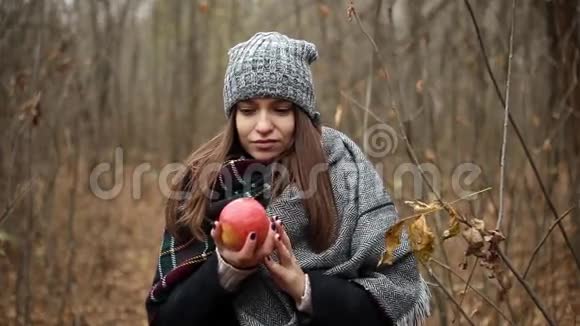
[248,150,279,162]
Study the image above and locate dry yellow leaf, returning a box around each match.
[462,227,483,246]
[462,225,484,258]
[408,215,435,263]
[471,218,485,232]
[404,200,440,214]
[442,216,460,240]
[378,220,405,266]
[442,205,461,240]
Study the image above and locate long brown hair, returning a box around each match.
[165,107,338,253]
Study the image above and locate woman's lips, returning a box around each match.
[253,141,277,150]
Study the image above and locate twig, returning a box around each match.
[533,106,575,153]
[420,261,476,326]
[362,74,372,154]
[350,4,440,199]
[370,1,383,135]
[362,0,382,154]
[388,187,493,226]
[342,88,497,216]
[523,206,576,279]
[431,258,514,325]
[496,0,516,231]
[0,182,31,226]
[452,257,479,324]
[340,90,397,128]
[463,0,580,273]
[496,249,556,325]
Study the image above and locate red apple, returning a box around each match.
[218,197,270,251]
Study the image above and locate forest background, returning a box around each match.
[1,0,580,325]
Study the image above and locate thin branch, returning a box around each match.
[463,0,580,273]
[402,188,493,226]
[431,258,514,325]
[496,0,516,230]
[362,0,382,154]
[350,5,440,199]
[533,105,575,153]
[0,181,31,226]
[496,249,556,326]
[523,206,577,279]
[452,257,479,324]
[420,261,476,326]
[340,91,395,128]
[362,71,372,154]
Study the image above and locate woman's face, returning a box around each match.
[235,98,296,161]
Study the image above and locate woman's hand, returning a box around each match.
[210,217,277,270]
[263,219,306,303]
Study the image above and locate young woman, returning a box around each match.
[146,32,430,326]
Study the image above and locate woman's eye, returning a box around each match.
[239,108,256,115]
[275,107,292,114]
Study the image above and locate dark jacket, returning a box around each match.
[146,253,393,326]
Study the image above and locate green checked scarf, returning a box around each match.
[147,126,431,326]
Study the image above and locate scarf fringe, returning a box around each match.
[395,278,431,326]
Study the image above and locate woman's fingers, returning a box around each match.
[275,219,294,256]
[238,231,258,260]
[263,254,284,276]
[274,233,294,266]
[213,215,296,269]
[257,220,277,259]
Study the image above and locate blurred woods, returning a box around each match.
[1,0,579,325]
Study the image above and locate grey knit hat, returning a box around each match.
[223,32,321,123]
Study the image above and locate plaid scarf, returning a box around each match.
[147,126,430,326]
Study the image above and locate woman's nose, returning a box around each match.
[255,113,274,133]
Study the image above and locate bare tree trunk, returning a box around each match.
[57,116,80,325]
[168,0,181,161]
[15,2,45,324]
[546,0,580,267]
